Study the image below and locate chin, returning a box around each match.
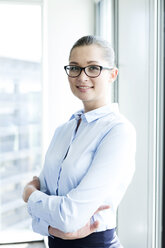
[72,92,92,101]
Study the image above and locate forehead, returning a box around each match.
[69,45,105,64]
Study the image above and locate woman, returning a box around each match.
[23,35,136,248]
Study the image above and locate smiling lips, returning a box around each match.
[76,86,93,93]
[76,85,93,91]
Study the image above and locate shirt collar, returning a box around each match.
[70,103,119,123]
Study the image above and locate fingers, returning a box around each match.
[29,176,40,190]
[94,205,110,214]
[49,226,75,240]
[49,226,63,239]
[90,220,99,232]
[33,176,39,180]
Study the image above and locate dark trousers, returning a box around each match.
[48,229,123,248]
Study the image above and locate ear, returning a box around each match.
[109,67,118,83]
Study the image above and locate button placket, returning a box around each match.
[56,116,81,195]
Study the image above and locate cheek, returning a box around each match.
[68,78,74,88]
[94,77,108,90]
[68,79,77,93]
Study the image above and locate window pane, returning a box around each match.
[0,2,43,243]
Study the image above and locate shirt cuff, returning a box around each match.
[28,191,54,237]
[27,190,48,218]
[32,217,50,236]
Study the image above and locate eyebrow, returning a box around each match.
[69,61,99,65]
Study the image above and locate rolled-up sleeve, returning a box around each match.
[27,122,136,233]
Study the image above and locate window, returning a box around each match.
[0,1,43,243]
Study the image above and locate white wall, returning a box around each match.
[42,0,95,150]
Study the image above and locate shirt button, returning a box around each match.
[75,114,81,120]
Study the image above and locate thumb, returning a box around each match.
[94,205,110,215]
[90,220,99,232]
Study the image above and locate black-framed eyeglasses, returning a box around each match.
[64,65,113,78]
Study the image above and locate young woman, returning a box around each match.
[23,35,136,248]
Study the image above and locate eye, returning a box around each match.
[88,65,100,71]
[68,66,80,72]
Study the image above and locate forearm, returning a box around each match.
[27,189,105,233]
[48,205,109,240]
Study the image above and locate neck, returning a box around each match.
[83,100,110,113]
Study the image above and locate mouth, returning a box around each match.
[76,86,94,89]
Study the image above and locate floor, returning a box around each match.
[0,241,45,248]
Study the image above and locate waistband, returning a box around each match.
[48,228,116,248]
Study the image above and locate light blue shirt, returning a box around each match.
[27,104,136,236]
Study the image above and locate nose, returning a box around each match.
[77,68,89,81]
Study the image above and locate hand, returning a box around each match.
[22,176,40,203]
[48,205,110,240]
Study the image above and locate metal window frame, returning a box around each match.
[154,0,164,247]
[95,0,119,103]
[146,0,164,247]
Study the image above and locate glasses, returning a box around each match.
[64,65,113,78]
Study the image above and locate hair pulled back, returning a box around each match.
[69,35,115,67]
